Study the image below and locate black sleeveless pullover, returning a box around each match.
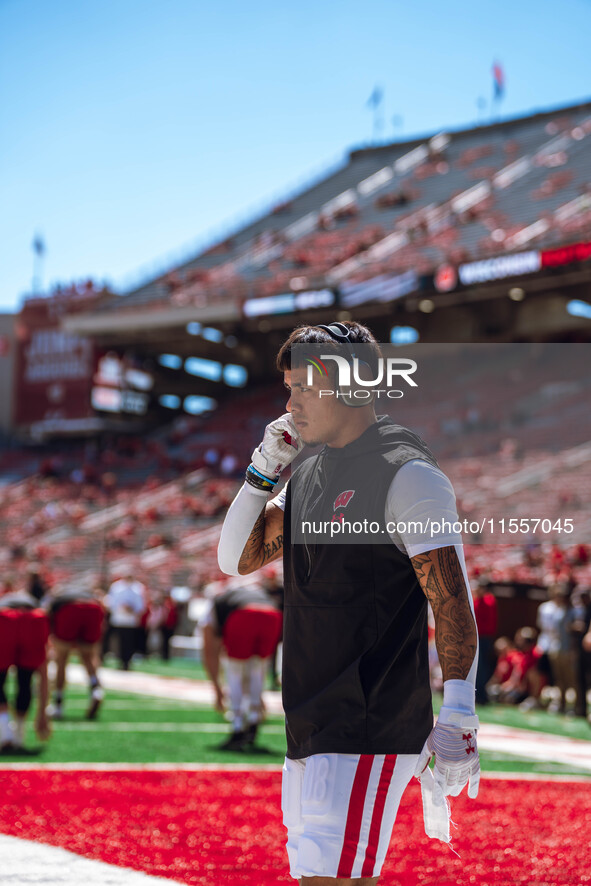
[282,415,438,759]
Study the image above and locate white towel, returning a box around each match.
[419,767,451,843]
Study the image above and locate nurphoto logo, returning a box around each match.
[306,353,418,401]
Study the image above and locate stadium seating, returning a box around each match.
[75,106,591,311]
[4,106,591,601]
[93,105,591,314]
[1,341,590,599]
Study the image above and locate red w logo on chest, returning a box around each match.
[333,489,355,510]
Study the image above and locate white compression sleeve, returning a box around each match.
[217,482,271,576]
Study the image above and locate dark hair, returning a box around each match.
[275,320,382,373]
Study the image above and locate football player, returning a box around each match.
[46,585,105,720]
[0,585,51,751]
[218,321,479,884]
[202,583,282,750]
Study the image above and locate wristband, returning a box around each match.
[439,680,478,728]
[442,679,476,713]
[245,464,279,492]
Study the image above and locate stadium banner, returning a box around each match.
[434,239,591,293]
[13,291,100,432]
[540,239,591,268]
[458,251,541,286]
[289,342,591,545]
[339,270,418,307]
[243,289,334,318]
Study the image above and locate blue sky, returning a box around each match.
[2,0,591,313]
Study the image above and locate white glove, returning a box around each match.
[250,413,302,481]
[415,679,480,807]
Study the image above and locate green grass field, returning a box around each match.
[0,658,589,777]
[101,656,591,739]
[5,684,285,765]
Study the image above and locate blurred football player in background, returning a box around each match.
[46,583,105,720]
[0,582,51,751]
[201,582,282,750]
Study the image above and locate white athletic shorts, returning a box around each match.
[282,752,418,880]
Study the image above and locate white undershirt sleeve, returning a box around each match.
[217,482,272,576]
[385,459,463,556]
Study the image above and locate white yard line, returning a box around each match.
[477,724,591,772]
[49,722,286,733]
[0,762,588,779]
[63,663,285,713]
[0,834,184,886]
[48,699,203,710]
[0,761,283,771]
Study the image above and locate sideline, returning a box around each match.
[0,762,589,779]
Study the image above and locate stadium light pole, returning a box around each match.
[32,233,45,295]
[366,85,384,143]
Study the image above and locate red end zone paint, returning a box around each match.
[0,771,588,885]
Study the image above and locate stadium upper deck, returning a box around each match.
[92,100,591,320]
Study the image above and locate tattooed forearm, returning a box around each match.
[411,546,477,681]
[238,510,265,574]
[431,595,477,680]
[263,534,283,562]
[412,547,466,604]
[237,505,284,574]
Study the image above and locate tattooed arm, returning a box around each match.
[411,545,481,802]
[410,545,477,681]
[237,500,284,575]
[218,476,285,576]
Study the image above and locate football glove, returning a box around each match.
[415,679,480,807]
[250,413,302,481]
